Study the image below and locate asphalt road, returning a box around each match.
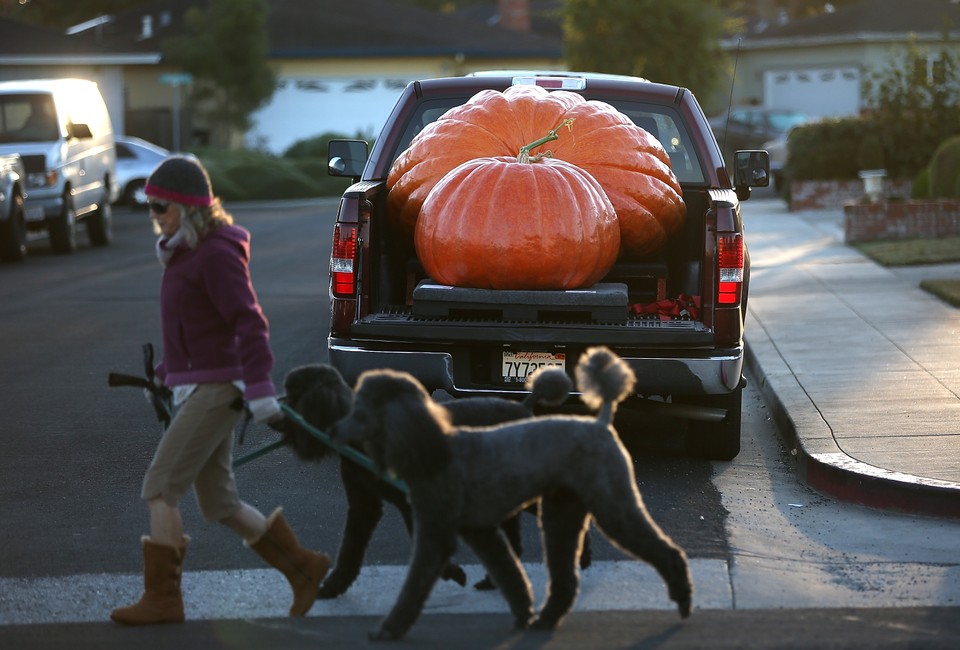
[0,201,725,578]
[1,200,957,648]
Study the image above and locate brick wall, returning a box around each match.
[843,200,960,243]
[789,178,914,211]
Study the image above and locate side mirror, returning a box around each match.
[328,139,368,179]
[734,149,769,200]
[68,122,93,139]
[734,150,769,188]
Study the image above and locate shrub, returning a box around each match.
[284,131,373,159]
[861,40,960,179]
[928,135,960,199]
[911,166,931,198]
[191,147,351,201]
[786,117,876,181]
[787,40,960,183]
[857,134,885,170]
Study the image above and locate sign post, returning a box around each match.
[159,73,193,152]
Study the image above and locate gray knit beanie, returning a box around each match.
[144,155,214,207]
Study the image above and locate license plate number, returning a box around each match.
[501,351,565,384]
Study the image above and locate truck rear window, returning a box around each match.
[389,96,705,185]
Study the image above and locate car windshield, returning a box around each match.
[0,93,59,143]
[768,111,808,133]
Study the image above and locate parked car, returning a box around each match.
[0,78,118,253]
[709,106,809,169]
[0,152,27,262]
[114,136,169,205]
[763,132,789,194]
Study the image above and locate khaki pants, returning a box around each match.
[141,383,243,522]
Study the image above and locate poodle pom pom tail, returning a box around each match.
[575,347,636,411]
[525,367,573,408]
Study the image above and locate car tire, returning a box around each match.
[679,386,742,461]
[48,191,77,254]
[0,191,27,262]
[87,187,113,247]
[123,179,146,206]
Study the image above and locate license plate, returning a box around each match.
[501,350,566,384]
[24,205,45,222]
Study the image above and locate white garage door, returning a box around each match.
[247,76,412,154]
[763,67,860,118]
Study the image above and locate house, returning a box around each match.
[0,0,563,153]
[0,16,158,136]
[723,0,960,119]
[16,0,956,154]
[246,0,564,153]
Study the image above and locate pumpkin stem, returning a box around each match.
[517,118,574,164]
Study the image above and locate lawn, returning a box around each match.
[855,237,960,308]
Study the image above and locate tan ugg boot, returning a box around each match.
[110,536,189,625]
[248,508,330,616]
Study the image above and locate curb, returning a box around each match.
[744,323,960,520]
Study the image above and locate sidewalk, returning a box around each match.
[741,198,960,519]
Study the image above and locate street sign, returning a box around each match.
[159,73,192,86]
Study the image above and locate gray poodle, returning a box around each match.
[329,346,693,641]
[273,362,578,598]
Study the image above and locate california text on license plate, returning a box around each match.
[501,351,566,383]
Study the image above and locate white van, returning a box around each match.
[0,79,118,253]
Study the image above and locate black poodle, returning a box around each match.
[273,362,578,599]
[329,346,693,641]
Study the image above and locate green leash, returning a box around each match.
[232,403,409,495]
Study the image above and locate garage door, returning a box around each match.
[763,67,860,118]
[246,76,411,154]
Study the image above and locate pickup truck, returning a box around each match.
[0,152,27,262]
[325,71,769,460]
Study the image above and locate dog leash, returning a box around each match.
[108,347,407,493]
[232,403,410,495]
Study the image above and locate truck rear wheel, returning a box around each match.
[679,386,742,461]
[0,191,27,262]
[48,192,77,254]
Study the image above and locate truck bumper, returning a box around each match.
[328,338,744,398]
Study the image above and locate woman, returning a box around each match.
[111,155,329,625]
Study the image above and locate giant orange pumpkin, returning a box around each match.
[415,149,620,290]
[388,84,685,259]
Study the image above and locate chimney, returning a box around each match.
[498,0,531,32]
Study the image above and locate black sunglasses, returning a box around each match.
[148,201,171,214]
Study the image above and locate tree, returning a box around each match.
[861,38,960,178]
[163,0,276,148]
[563,0,734,113]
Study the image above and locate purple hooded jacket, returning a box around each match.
[155,224,276,401]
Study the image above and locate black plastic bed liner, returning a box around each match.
[412,281,631,322]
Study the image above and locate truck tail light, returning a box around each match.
[717,234,743,306]
[330,223,357,298]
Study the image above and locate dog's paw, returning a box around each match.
[528,615,556,630]
[317,580,345,600]
[669,580,693,618]
[441,563,467,587]
[513,614,534,630]
[675,592,693,619]
[473,575,497,591]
